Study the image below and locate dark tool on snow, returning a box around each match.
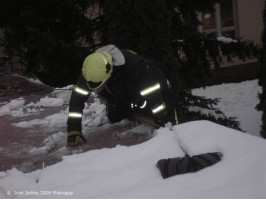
[157,152,223,179]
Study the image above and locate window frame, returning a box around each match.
[198,0,239,38]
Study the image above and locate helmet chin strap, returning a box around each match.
[99,53,108,65]
[90,85,104,93]
[89,77,111,93]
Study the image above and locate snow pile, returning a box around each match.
[0,121,265,199]
[34,97,64,107]
[12,74,44,86]
[28,132,67,156]
[0,96,65,117]
[28,78,44,85]
[192,80,262,136]
[13,110,68,129]
[217,36,237,43]
[50,85,74,103]
[0,98,25,117]
[83,98,107,127]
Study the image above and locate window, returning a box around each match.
[198,0,239,38]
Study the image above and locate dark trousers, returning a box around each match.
[106,101,131,123]
[106,93,175,127]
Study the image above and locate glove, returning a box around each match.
[67,131,87,146]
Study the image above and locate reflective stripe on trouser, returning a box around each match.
[68,112,82,118]
[73,86,89,95]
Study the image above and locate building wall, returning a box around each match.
[221,0,264,67]
[237,0,264,44]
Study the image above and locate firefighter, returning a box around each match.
[67,44,178,146]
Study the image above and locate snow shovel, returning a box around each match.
[157,152,223,179]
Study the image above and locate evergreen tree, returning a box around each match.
[0,0,100,86]
[103,0,181,87]
[257,1,266,138]
[102,0,259,130]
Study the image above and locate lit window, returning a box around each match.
[198,0,238,38]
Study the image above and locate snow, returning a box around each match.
[217,36,237,43]
[51,85,74,103]
[0,79,265,198]
[176,37,237,44]
[0,121,265,198]
[28,132,67,156]
[188,106,225,120]
[13,110,68,129]
[0,96,65,117]
[192,80,262,136]
[28,78,44,85]
[82,98,107,127]
[34,97,64,107]
[0,98,25,117]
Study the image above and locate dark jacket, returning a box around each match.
[67,49,176,132]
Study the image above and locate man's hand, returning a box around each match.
[67,131,87,146]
